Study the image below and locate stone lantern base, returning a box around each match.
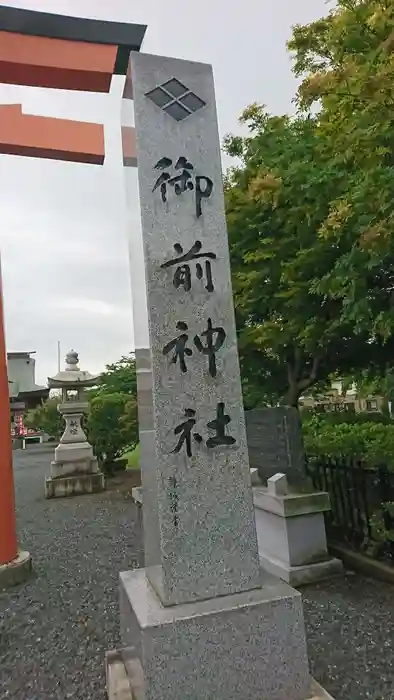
[45,441,105,499]
[45,471,105,499]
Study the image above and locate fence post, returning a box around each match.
[378,464,393,543]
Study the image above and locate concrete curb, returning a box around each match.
[329,543,394,584]
[0,550,32,590]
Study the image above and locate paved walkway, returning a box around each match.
[1,449,393,699]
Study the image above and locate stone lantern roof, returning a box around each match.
[47,350,101,389]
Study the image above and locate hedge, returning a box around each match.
[302,414,394,468]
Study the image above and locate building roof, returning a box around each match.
[7,351,36,359]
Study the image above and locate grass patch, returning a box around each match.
[123,443,140,469]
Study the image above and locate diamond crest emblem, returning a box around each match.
[145,77,206,121]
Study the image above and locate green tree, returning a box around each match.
[224,104,388,407]
[87,392,138,470]
[288,0,394,343]
[24,397,63,440]
[91,354,137,398]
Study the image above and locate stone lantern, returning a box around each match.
[45,350,105,498]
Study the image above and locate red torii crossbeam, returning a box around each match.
[0,4,145,571]
[0,30,118,92]
[0,104,105,164]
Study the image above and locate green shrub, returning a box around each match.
[87,392,138,473]
[24,397,63,440]
[301,408,392,425]
[303,414,394,468]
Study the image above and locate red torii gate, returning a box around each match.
[0,4,145,580]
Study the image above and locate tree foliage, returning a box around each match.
[225,106,393,406]
[225,1,394,407]
[349,366,394,403]
[91,354,137,398]
[24,397,63,440]
[288,0,394,341]
[85,354,139,467]
[87,392,138,467]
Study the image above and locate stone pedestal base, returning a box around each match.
[51,441,99,478]
[105,650,334,700]
[258,552,343,587]
[118,568,312,700]
[105,650,335,700]
[0,550,32,590]
[254,486,343,587]
[46,437,105,498]
[50,456,99,478]
[45,471,105,499]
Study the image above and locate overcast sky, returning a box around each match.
[0,0,328,384]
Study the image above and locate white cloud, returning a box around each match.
[49,298,126,317]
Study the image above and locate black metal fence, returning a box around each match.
[306,456,394,564]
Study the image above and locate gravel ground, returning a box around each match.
[304,575,394,700]
[0,449,141,700]
[1,449,394,700]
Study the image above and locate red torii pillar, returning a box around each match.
[0,5,143,583]
[0,256,17,568]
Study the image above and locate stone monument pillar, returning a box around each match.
[45,350,105,499]
[109,52,335,700]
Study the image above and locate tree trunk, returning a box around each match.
[283,384,301,409]
[285,350,320,410]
